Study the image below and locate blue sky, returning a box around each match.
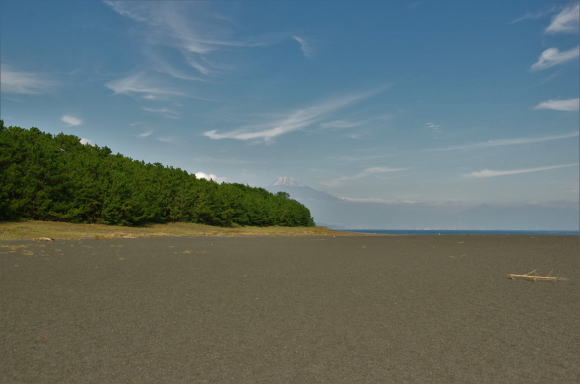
[1,0,579,208]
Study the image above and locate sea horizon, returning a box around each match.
[342,229,580,236]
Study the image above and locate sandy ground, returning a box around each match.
[1,235,578,383]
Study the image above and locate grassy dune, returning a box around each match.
[0,220,357,240]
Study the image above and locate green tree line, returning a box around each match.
[0,122,314,227]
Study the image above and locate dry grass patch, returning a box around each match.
[0,220,359,241]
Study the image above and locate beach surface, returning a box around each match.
[1,235,578,383]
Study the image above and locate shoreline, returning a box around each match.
[0,220,361,241]
[2,220,578,241]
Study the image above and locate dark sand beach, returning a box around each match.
[1,235,578,383]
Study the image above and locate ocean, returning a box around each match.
[343,229,580,236]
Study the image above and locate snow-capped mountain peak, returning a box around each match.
[271,176,304,187]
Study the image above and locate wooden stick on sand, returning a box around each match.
[506,269,569,282]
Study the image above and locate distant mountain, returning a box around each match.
[268,177,579,231]
[270,178,339,202]
[271,176,305,187]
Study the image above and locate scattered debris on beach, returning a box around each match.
[33,237,54,242]
[0,245,30,250]
[506,270,568,282]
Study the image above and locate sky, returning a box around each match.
[1,0,579,210]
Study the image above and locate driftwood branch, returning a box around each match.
[506,270,568,282]
[33,237,54,242]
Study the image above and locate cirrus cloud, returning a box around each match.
[530,46,579,71]
[429,131,579,151]
[141,107,180,119]
[61,115,83,127]
[204,88,384,142]
[467,163,578,178]
[106,72,185,99]
[137,130,153,138]
[103,0,269,80]
[292,35,314,58]
[1,65,54,94]
[546,4,579,34]
[534,98,579,111]
[322,166,405,187]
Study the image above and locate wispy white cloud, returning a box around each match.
[323,166,405,186]
[204,89,383,142]
[545,4,579,34]
[530,46,579,71]
[104,0,261,102]
[105,0,214,55]
[292,35,314,58]
[429,132,579,152]
[534,98,579,111]
[1,65,54,94]
[184,56,215,76]
[137,130,153,138]
[141,107,180,119]
[61,115,82,127]
[509,7,557,24]
[339,196,419,204]
[144,48,205,82]
[425,122,441,132]
[320,114,390,130]
[103,0,148,22]
[320,120,366,129]
[104,0,231,101]
[355,166,405,177]
[466,163,578,178]
[104,1,267,77]
[106,72,184,99]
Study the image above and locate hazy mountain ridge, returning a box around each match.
[268,178,579,230]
